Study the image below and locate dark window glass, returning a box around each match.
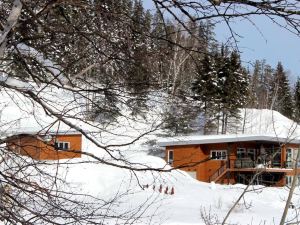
[168,150,174,164]
[211,150,226,160]
[211,151,216,159]
[64,143,69,149]
[55,142,69,150]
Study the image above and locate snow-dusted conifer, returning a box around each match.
[294,77,300,122]
[271,62,294,119]
[192,54,219,133]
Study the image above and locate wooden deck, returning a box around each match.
[229,167,293,173]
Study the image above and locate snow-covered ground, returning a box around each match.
[23,152,298,225]
[237,108,300,138]
[1,84,300,224]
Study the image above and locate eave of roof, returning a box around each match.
[157,134,300,147]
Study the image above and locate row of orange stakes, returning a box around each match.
[143,184,175,195]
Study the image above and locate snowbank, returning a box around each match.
[1,85,300,224]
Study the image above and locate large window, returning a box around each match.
[286,175,300,187]
[286,148,293,168]
[168,150,174,165]
[286,176,293,187]
[211,150,227,160]
[55,141,70,150]
[247,149,256,161]
[237,148,246,159]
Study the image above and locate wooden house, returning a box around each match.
[6,131,82,160]
[158,134,300,187]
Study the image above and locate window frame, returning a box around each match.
[247,148,256,160]
[55,141,70,150]
[210,150,227,160]
[286,175,293,187]
[286,148,293,168]
[237,148,246,159]
[168,150,174,165]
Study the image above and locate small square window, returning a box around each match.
[168,150,174,164]
[237,148,246,159]
[211,150,227,160]
[55,141,70,150]
[211,151,217,159]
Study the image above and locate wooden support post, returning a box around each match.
[281,144,286,168]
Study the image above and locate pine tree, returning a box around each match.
[294,77,300,122]
[216,49,249,133]
[125,0,153,115]
[192,48,249,134]
[192,54,219,133]
[271,62,294,119]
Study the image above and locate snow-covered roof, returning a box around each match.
[158,134,300,147]
[7,129,82,137]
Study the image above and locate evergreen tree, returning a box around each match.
[227,51,249,113]
[125,0,153,115]
[216,49,249,133]
[192,47,249,134]
[192,54,219,133]
[294,77,300,122]
[271,62,294,119]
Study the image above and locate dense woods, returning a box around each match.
[2,0,300,224]
[0,0,298,137]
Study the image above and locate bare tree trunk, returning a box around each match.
[279,147,300,225]
[221,112,225,134]
[224,114,228,134]
[242,109,247,134]
[0,0,22,57]
[222,170,264,225]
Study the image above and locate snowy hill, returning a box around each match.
[235,108,300,138]
[1,85,300,224]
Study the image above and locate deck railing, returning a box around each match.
[234,159,254,168]
[283,161,293,168]
[209,164,227,182]
[235,158,285,169]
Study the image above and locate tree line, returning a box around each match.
[2,0,300,137]
[2,0,299,135]
[3,0,300,224]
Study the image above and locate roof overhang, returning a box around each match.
[1,130,82,144]
[157,134,300,147]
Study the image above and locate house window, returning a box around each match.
[287,175,300,186]
[211,150,227,160]
[237,148,246,159]
[286,148,293,168]
[286,176,293,187]
[168,150,174,165]
[247,149,256,161]
[55,141,70,150]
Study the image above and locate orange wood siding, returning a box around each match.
[7,136,41,159]
[166,142,300,187]
[39,134,82,160]
[7,134,82,160]
[201,143,227,181]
